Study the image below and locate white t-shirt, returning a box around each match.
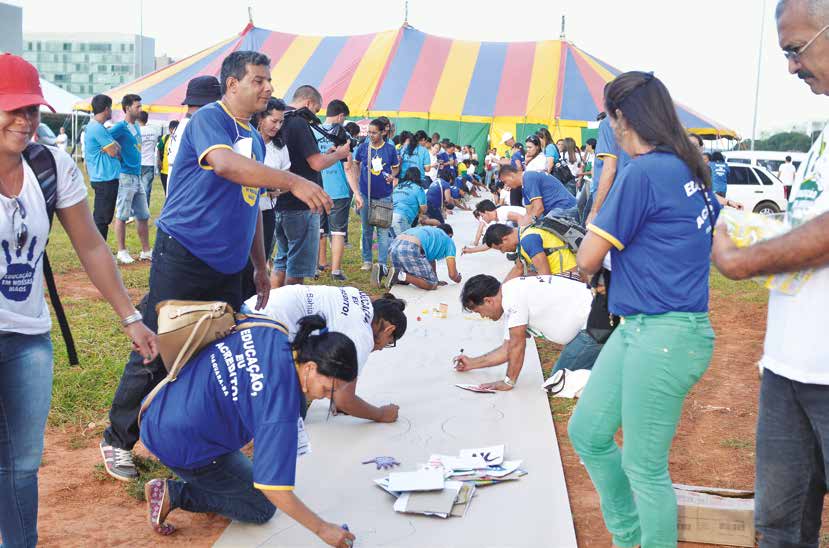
[428,153,438,180]
[1,147,87,335]
[140,124,161,167]
[259,141,292,211]
[245,285,375,373]
[499,187,511,205]
[166,115,191,178]
[525,153,547,173]
[500,275,592,345]
[761,125,829,384]
[55,133,68,152]
[495,205,526,223]
[485,153,499,171]
[778,162,796,186]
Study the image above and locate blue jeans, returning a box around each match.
[546,206,580,222]
[273,209,321,279]
[390,211,412,239]
[104,230,244,450]
[360,194,391,264]
[0,332,53,548]
[552,329,603,374]
[140,165,155,208]
[166,451,276,524]
[755,368,829,548]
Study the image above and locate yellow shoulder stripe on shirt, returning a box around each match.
[587,223,625,251]
[254,483,295,491]
[596,153,617,160]
[102,142,118,150]
[198,144,234,170]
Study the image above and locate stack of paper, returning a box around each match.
[373,445,527,518]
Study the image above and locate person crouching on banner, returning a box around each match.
[568,71,719,548]
[139,315,357,548]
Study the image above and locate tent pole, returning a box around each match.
[750,0,767,152]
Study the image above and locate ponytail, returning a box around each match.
[372,294,407,341]
[292,315,358,382]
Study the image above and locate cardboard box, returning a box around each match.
[674,484,755,547]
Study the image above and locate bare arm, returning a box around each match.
[524,198,544,220]
[57,201,158,361]
[587,156,617,224]
[503,260,525,282]
[454,341,508,371]
[264,491,354,547]
[332,380,398,423]
[545,156,554,173]
[306,144,350,172]
[713,213,829,279]
[577,230,614,278]
[344,154,363,209]
[531,252,551,276]
[446,256,461,283]
[480,325,527,391]
[205,148,332,213]
[249,210,270,310]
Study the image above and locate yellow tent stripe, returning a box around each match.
[575,48,616,83]
[526,40,562,121]
[271,35,323,99]
[429,40,480,117]
[343,29,399,116]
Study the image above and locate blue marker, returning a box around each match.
[342,524,353,547]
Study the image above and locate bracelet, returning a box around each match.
[503,376,515,387]
[121,310,143,327]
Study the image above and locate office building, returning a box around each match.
[0,3,23,55]
[23,32,155,96]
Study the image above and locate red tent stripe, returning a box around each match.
[318,33,376,102]
[554,43,569,118]
[570,49,607,114]
[260,31,300,68]
[493,41,536,117]
[398,34,453,113]
[366,27,404,112]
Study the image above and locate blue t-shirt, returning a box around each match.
[83,120,121,182]
[393,181,426,223]
[592,117,630,194]
[545,143,560,164]
[521,171,577,214]
[157,101,265,274]
[447,152,458,178]
[511,150,525,170]
[315,124,351,200]
[141,322,304,489]
[426,179,452,209]
[405,226,457,261]
[400,145,431,178]
[590,151,721,316]
[710,161,729,195]
[109,121,142,176]
[355,141,399,199]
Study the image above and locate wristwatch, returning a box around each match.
[503,376,516,387]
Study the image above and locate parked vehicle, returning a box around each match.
[724,162,787,216]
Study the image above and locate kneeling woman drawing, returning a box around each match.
[139,314,357,548]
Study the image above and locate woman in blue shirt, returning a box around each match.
[569,72,718,548]
[399,130,432,178]
[391,167,427,237]
[140,315,358,548]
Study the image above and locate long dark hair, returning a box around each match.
[604,71,710,188]
[400,130,417,157]
[536,127,554,148]
[292,315,358,383]
[253,97,287,149]
[399,166,422,188]
[372,293,407,341]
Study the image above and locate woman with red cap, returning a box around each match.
[0,54,158,547]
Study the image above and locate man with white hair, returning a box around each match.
[712,1,829,545]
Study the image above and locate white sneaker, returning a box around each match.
[139,251,153,261]
[116,250,135,264]
[360,262,372,271]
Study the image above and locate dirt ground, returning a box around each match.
[32,281,822,547]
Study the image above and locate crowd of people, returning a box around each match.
[1,1,829,546]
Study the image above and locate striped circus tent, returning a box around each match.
[75,23,737,154]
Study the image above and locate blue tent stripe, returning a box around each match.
[559,48,601,121]
[462,42,507,117]
[373,27,426,111]
[283,36,348,102]
[676,107,712,129]
[138,40,237,105]
[239,27,273,52]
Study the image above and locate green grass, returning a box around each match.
[720,438,753,450]
[709,270,769,304]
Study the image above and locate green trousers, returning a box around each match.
[568,312,714,548]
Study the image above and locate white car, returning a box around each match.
[724,162,787,216]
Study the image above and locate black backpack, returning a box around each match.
[553,161,575,185]
[22,143,78,365]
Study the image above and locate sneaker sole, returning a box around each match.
[370,265,381,287]
[99,443,138,482]
[385,267,396,290]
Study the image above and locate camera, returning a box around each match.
[287,107,359,155]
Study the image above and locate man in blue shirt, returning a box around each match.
[425,169,455,223]
[499,165,577,220]
[109,94,152,265]
[388,224,461,290]
[83,94,122,240]
[585,114,630,225]
[100,51,332,483]
[354,118,399,286]
[709,151,730,197]
[314,99,362,282]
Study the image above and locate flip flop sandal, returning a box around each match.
[146,479,176,535]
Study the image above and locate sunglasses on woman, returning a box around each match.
[11,197,28,252]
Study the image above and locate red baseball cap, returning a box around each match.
[0,53,55,113]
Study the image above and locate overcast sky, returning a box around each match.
[13,0,828,138]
